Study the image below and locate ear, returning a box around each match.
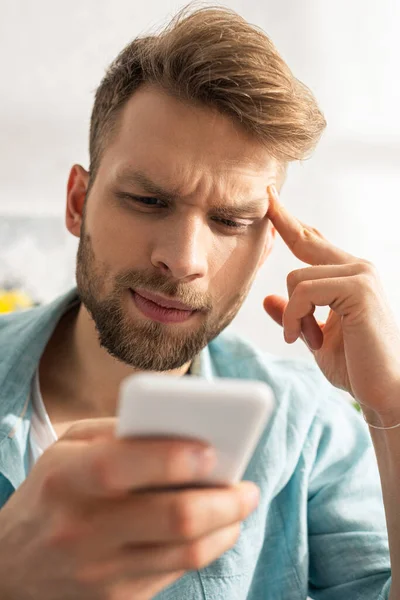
[258,224,276,268]
[66,165,90,238]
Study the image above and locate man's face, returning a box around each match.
[72,85,279,371]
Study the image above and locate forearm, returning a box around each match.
[363,407,400,598]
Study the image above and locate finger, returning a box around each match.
[300,316,323,350]
[263,296,323,351]
[283,277,357,342]
[40,436,217,499]
[83,481,258,551]
[267,185,355,266]
[60,418,117,441]
[263,294,286,326]
[286,263,365,299]
[79,523,242,584]
[108,573,186,600]
[284,264,363,351]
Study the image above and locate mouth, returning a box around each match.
[130,289,197,324]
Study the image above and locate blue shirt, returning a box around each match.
[0,289,391,599]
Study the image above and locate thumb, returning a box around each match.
[263,294,324,351]
[263,294,287,327]
[60,417,117,442]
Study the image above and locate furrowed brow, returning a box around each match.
[211,201,268,218]
[115,168,269,215]
[114,169,181,201]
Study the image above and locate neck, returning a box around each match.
[40,300,191,419]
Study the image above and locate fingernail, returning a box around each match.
[269,185,284,207]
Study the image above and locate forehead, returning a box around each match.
[100,84,280,196]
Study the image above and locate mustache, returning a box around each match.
[116,270,213,312]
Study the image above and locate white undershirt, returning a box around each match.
[28,351,199,472]
[29,370,58,470]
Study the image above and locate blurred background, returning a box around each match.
[1,0,399,360]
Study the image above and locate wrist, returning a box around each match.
[359,403,400,429]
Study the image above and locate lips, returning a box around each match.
[131,289,196,324]
[134,288,195,311]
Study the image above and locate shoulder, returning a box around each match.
[209,328,359,443]
[0,304,44,334]
[212,331,371,487]
[0,288,79,357]
[0,289,79,389]
[0,305,46,384]
[210,331,368,496]
[0,304,46,354]
[209,327,330,399]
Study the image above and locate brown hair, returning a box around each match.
[89,4,326,181]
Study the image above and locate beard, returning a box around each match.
[75,218,253,372]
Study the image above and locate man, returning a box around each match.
[0,5,397,599]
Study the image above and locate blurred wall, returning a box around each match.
[1,0,399,360]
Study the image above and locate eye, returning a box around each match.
[214,218,249,230]
[115,192,168,208]
[131,195,164,207]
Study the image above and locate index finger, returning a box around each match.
[267,185,355,266]
[40,436,215,498]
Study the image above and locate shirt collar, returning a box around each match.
[0,287,216,489]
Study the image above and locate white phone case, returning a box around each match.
[116,374,275,485]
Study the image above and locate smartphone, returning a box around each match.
[116,374,275,486]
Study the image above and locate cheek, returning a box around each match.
[210,233,265,299]
[89,203,151,270]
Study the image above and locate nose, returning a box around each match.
[151,215,208,281]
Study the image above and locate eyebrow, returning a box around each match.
[114,168,269,216]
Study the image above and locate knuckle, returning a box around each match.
[47,513,86,549]
[296,280,311,295]
[358,273,376,294]
[40,469,62,500]
[163,444,189,480]
[358,260,376,276]
[37,451,65,500]
[170,496,198,539]
[90,445,115,490]
[286,270,298,291]
[356,261,378,292]
[183,523,241,570]
[37,441,77,500]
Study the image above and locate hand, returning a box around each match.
[263,185,400,424]
[0,419,259,600]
